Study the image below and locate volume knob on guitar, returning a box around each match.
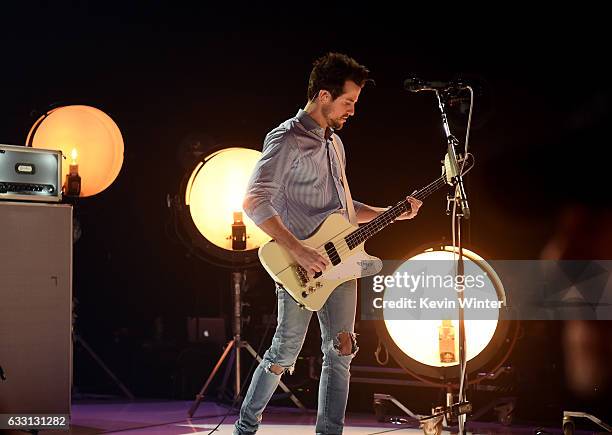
[302,286,315,299]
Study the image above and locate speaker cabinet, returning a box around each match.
[0,202,72,415]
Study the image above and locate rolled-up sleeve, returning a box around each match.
[352,199,366,214]
[243,128,298,225]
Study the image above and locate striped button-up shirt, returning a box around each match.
[243,109,364,240]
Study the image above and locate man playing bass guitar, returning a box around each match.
[235,52,422,435]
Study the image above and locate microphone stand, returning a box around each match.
[436,89,470,220]
[435,89,470,435]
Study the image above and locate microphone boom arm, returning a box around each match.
[436,90,470,219]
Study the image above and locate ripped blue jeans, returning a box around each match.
[234,279,358,435]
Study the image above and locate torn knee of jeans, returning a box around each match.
[265,361,295,376]
[334,331,359,357]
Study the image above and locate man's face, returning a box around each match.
[321,80,362,130]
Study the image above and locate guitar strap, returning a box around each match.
[330,135,357,225]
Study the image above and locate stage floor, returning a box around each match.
[33,399,566,434]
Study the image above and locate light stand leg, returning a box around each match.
[242,342,306,410]
[74,334,135,401]
[563,411,612,434]
[217,346,236,401]
[233,271,242,402]
[188,339,235,418]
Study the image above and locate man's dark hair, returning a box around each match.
[307,52,371,101]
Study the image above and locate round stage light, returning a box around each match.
[174,147,270,268]
[26,105,124,197]
[375,244,518,386]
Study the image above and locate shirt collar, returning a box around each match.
[296,109,334,140]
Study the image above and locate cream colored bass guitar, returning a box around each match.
[258,159,456,310]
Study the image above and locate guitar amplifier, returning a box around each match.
[0,144,62,202]
[0,202,72,416]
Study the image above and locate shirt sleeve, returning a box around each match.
[352,199,366,213]
[243,128,298,225]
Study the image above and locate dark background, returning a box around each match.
[2,2,610,426]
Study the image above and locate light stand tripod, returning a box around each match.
[187,270,306,417]
[70,205,135,401]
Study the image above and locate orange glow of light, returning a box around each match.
[27,105,124,197]
[383,247,504,368]
[185,147,270,251]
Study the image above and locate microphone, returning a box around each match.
[404,76,466,93]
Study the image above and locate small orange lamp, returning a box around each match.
[65,148,81,196]
[27,105,124,197]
